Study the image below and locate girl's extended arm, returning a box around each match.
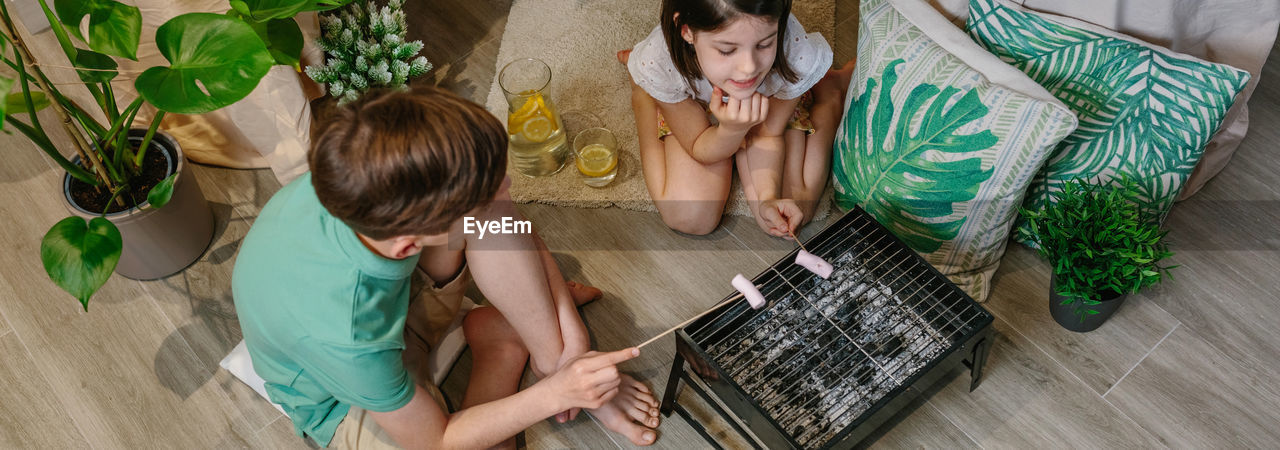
[743,95,804,203]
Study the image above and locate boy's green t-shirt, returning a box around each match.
[232,173,418,447]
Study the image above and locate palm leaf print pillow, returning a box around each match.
[965,0,1251,239]
[833,0,1077,301]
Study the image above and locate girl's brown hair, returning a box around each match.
[661,0,798,92]
[309,85,508,240]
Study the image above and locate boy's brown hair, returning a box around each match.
[310,85,508,240]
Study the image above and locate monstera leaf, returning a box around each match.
[228,0,310,21]
[135,13,274,114]
[72,48,118,83]
[254,17,304,68]
[53,0,141,60]
[966,0,1250,216]
[308,0,356,11]
[834,60,997,253]
[41,217,122,311]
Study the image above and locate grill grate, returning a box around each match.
[667,207,994,448]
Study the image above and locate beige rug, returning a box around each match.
[485,0,837,220]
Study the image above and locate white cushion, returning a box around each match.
[831,0,1079,301]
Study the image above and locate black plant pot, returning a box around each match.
[1049,276,1128,332]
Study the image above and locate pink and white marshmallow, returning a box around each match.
[732,274,767,309]
[795,250,833,279]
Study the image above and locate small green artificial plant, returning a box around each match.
[305,0,432,105]
[1018,176,1176,322]
[0,0,354,310]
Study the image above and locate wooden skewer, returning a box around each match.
[789,229,809,253]
[635,289,753,349]
[636,233,808,350]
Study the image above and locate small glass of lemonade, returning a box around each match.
[573,127,619,188]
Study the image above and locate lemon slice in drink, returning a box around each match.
[576,144,617,177]
[511,92,541,120]
[508,92,558,143]
[521,116,554,143]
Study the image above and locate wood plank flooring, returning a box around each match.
[2,0,1279,448]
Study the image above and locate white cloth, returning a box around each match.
[627,13,833,103]
[926,0,1280,199]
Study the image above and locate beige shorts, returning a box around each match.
[332,265,470,449]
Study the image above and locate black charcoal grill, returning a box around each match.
[659,206,994,448]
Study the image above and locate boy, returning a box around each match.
[232,86,660,449]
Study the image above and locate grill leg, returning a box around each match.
[660,351,686,416]
[965,330,994,392]
[671,398,726,450]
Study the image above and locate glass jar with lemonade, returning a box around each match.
[499,59,570,177]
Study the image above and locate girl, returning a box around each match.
[621,0,850,237]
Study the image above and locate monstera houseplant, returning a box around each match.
[1018,177,1176,332]
[0,0,351,310]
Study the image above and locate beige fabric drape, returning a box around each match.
[21,0,321,185]
[928,0,1280,199]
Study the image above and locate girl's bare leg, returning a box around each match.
[622,50,733,235]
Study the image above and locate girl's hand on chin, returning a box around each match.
[710,86,769,133]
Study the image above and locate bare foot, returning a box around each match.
[566,280,603,307]
[588,375,660,446]
[834,58,855,88]
[616,49,632,65]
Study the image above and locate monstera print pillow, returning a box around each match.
[965,0,1251,234]
[833,0,1077,302]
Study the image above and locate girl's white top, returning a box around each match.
[627,13,833,104]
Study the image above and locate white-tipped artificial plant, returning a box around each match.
[306,0,431,104]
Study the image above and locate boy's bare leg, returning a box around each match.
[465,192,567,377]
[452,189,618,372]
[531,227,662,441]
[461,307,530,450]
[468,218,661,443]
[419,241,466,288]
[533,233,591,360]
[530,232,592,422]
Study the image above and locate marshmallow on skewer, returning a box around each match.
[731,274,768,309]
[795,249,833,279]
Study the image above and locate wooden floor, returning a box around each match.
[2,0,1279,448]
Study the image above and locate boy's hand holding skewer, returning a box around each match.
[544,348,641,411]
